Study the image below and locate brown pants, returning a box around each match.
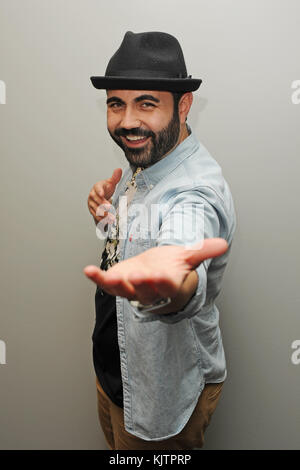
[96,377,224,450]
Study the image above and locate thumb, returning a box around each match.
[184,238,229,269]
[110,168,122,187]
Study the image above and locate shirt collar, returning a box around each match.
[133,124,199,188]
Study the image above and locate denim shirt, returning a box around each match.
[103,124,236,441]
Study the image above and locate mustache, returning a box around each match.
[114,128,155,139]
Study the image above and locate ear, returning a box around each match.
[178,92,193,124]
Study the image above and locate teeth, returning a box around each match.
[126,135,147,141]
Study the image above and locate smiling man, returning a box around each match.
[84,31,237,450]
[106,89,188,169]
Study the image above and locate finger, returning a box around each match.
[95,203,114,219]
[102,168,122,198]
[90,190,102,206]
[90,208,100,221]
[89,207,106,225]
[89,202,114,225]
[102,272,136,300]
[102,180,115,198]
[84,265,136,300]
[88,199,99,214]
[110,168,122,186]
[184,238,229,269]
[127,272,162,304]
[94,182,111,200]
[95,184,105,198]
[83,265,107,288]
[88,205,102,223]
[83,267,116,295]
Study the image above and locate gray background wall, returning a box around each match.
[0,0,299,450]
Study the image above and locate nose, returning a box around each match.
[119,107,141,129]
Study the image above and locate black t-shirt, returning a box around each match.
[92,167,145,409]
[92,285,124,408]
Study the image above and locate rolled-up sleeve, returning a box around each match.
[128,189,222,324]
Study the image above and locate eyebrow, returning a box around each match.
[106,94,160,105]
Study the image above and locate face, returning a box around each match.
[106,89,181,168]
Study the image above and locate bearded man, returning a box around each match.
[84,31,236,450]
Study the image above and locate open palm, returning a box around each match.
[83,238,228,305]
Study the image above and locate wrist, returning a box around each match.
[135,270,198,315]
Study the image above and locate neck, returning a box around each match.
[178,123,190,144]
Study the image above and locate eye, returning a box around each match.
[141,102,155,108]
[109,102,122,109]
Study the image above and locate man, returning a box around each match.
[84,31,236,450]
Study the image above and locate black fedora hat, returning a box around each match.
[90,31,202,92]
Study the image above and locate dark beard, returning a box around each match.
[108,109,181,168]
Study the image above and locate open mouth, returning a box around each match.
[122,135,150,147]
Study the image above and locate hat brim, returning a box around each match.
[90,76,202,92]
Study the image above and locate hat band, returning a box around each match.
[107,69,188,79]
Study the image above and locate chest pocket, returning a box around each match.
[125,223,152,258]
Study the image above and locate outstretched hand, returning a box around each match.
[83,238,228,306]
